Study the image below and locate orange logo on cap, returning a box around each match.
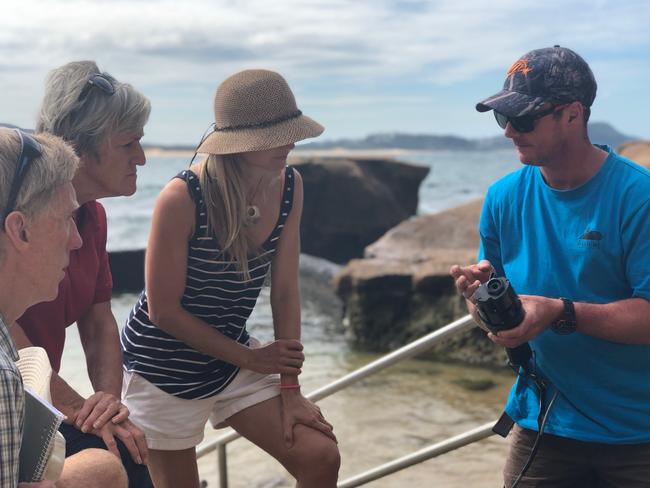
[507,59,532,77]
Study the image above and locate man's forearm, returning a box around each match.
[50,372,86,424]
[77,303,124,398]
[83,324,123,397]
[10,322,87,423]
[575,297,650,344]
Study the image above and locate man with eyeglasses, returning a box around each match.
[450,46,650,487]
[0,128,128,487]
[9,62,153,488]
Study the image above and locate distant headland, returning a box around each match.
[0,121,639,156]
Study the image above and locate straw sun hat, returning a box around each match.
[197,69,324,155]
[17,347,53,401]
[17,347,66,482]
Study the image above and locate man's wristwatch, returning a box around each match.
[551,297,577,335]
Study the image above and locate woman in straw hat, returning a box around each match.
[121,70,340,487]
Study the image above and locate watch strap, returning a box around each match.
[552,297,577,334]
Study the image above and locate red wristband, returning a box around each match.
[279,384,301,390]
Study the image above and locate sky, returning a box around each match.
[1,0,649,146]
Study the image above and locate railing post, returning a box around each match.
[218,444,228,488]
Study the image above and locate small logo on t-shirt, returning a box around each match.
[578,228,602,248]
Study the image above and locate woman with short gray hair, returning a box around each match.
[37,61,150,159]
[11,61,153,488]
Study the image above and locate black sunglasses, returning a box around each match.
[494,104,568,133]
[77,73,116,101]
[4,130,43,222]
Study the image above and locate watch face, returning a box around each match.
[553,319,576,335]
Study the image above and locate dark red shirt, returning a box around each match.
[17,201,113,372]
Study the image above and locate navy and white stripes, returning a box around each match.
[121,167,294,400]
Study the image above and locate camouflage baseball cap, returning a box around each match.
[476,46,597,117]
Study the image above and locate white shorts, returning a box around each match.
[122,361,280,450]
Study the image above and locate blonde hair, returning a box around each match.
[199,154,260,279]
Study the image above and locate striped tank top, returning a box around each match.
[121,166,295,399]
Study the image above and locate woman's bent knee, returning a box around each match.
[289,428,340,484]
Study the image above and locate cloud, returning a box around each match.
[1,0,649,139]
[3,0,647,84]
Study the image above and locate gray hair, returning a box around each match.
[36,60,151,156]
[0,129,79,220]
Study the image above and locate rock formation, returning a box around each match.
[108,249,145,292]
[618,140,650,169]
[334,199,507,366]
[292,157,429,263]
[109,156,429,290]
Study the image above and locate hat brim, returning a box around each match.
[476,90,546,117]
[197,114,324,155]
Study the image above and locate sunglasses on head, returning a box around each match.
[3,130,43,223]
[77,73,116,101]
[494,104,569,133]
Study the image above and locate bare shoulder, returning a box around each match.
[189,163,203,175]
[158,177,194,211]
[152,177,196,239]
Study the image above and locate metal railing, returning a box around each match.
[197,314,498,487]
[338,422,496,487]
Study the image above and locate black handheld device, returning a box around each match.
[474,276,532,370]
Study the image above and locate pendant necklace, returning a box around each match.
[244,176,264,227]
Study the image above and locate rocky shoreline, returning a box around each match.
[109,155,429,289]
[333,199,507,366]
[110,142,649,368]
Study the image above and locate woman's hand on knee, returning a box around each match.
[280,392,337,448]
[245,339,304,375]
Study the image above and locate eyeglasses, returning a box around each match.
[4,130,43,222]
[494,104,569,133]
[77,73,115,102]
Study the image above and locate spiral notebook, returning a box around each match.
[18,387,66,482]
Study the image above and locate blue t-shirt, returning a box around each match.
[478,145,650,444]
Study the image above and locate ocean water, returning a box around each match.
[101,148,520,251]
[61,148,522,487]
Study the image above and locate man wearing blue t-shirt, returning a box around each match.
[451,46,650,487]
